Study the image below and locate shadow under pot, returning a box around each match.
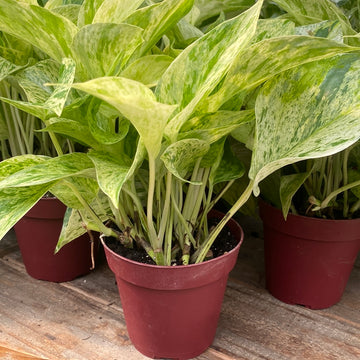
[259,200,360,310]
[14,197,96,282]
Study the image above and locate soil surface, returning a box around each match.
[105,219,238,266]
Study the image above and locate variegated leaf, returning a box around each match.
[0,154,49,179]
[193,0,254,26]
[72,77,177,158]
[279,171,312,218]
[161,138,210,183]
[250,54,360,195]
[72,23,144,80]
[124,0,194,58]
[0,185,54,241]
[0,57,27,82]
[273,0,355,36]
[0,0,77,62]
[14,59,60,103]
[0,98,47,121]
[2,59,76,119]
[0,154,53,239]
[158,0,263,139]
[210,139,245,185]
[42,118,99,148]
[253,18,295,43]
[52,4,81,24]
[44,58,76,116]
[0,153,94,188]
[88,140,145,208]
[87,100,130,145]
[204,36,356,112]
[88,150,131,208]
[179,110,254,143]
[120,55,174,87]
[56,193,110,251]
[92,0,143,24]
[77,0,104,27]
[295,20,343,43]
[0,33,33,66]
[50,176,99,209]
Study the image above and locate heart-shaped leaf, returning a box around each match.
[250,54,360,195]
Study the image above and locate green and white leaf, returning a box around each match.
[0,153,94,188]
[50,176,99,209]
[125,0,194,58]
[0,154,49,179]
[273,0,355,36]
[0,57,28,82]
[42,118,100,148]
[72,23,144,80]
[88,150,131,208]
[158,0,263,139]
[0,0,77,62]
[77,0,104,27]
[210,139,245,185]
[87,100,130,145]
[252,18,295,43]
[56,193,111,251]
[120,55,174,87]
[0,185,54,240]
[250,54,360,195]
[161,138,210,183]
[192,0,254,26]
[92,0,143,24]
[52,4,81,24]
[0,154,53,239]
[43,58,76,116]
[14,59,61,103]
[179,110,254,143]
[279,171,312,218]
[1,59,76,120]
[295,20,343,43]
[72,77,177,158]
[203,36,357,112]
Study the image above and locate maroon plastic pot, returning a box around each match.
[259,200,360,309]
[102,212,244,360]
[14,197,95,282]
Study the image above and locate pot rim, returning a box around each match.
[259,198,360,224]
[100,234,242,270]
[100,211,244,270]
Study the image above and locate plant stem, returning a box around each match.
[193,180,254,264]
[158,171,172,245]
[342,148,351,218]
[146,154,164,264]
[64,180,119,238]
[320,179,360,211]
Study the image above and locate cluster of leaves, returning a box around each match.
[0,0,359,266]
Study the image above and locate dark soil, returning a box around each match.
[104,219,238,266]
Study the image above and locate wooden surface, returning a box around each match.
[0,215,359,360]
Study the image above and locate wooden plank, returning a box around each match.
[0,263,147,360]
[0,345,48,360]
[0,218,359,360]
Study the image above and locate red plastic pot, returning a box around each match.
[14,197,95,282]
[259,200,360,309]
[102,212,243,360]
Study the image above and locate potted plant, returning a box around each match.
[0,0,360,357]
[0,26,98,282]
[255,0,360,309]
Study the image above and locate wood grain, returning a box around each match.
[0,216,359,360]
